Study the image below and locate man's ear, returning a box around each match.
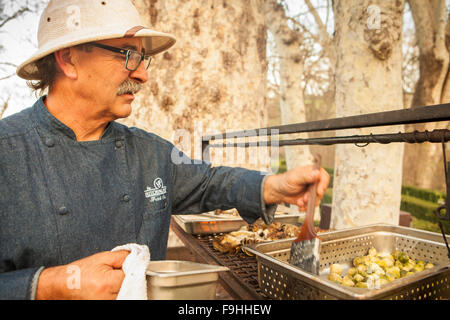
[53,48,78,80]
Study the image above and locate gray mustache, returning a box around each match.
[117,80,142,95]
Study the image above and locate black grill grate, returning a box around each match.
[194,234,268,299]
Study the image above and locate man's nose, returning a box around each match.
[129,61,149,83]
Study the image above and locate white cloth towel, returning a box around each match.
[111,243,151,300]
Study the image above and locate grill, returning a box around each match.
[193,234,268,299]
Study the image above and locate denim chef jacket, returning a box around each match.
[0,97,276,299]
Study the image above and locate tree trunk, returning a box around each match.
[331,0,405,229]
[402,0,449,191]
[124,0,270,171]
[265,0,314,171]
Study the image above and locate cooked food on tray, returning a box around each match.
[212,222,301,254]
[327,247,435,289]
[209,208,240,217]
[204,206,292,219]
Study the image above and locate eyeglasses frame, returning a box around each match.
[89,42,152,71]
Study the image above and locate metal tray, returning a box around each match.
[173,211,302,235]
[243,224,450,300]
[146,260,229,300]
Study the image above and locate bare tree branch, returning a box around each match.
[304,0,329,42]
[302,0,335,74]
[0,7,29,29]
[0,73,15,81]
[0,61,17,67]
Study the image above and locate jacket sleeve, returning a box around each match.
[0,266,44,300]
[170,146,277,225]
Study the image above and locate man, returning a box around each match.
[0,0,329,299]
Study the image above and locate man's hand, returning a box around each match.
[36,250,130,300]
[264,165,330,211]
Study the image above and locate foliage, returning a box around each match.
[401,185,446,204]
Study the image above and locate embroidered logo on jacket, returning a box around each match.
[144,178,167,203]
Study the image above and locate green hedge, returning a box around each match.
[401,185,445,204]
[324,167,334,188]
[400,195,450,234]
[323,188,333,204]
[400,194,440,222]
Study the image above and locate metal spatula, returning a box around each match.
[288,155,321,274]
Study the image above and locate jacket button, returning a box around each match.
[45,137,55,147]
[115,140,123,148]
[122,194,131,202]
[58,206,68,215]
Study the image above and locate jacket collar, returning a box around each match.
[33,96,115,141]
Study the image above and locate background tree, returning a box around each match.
[331,0,406,229]
[0,0,47,119]
[402,0,449,191]
[126,0,271,171]
[265,0,314,171]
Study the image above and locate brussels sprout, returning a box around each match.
[376,259,387,269]
[398,252,410,264]
[342,276,355,287]
[347,267,357,277]
[368,247,378,257]
[392,250,401,260]
[413,264,424,273]
[386,266,400,279]
[366,263,383,275]
[330,263,343,275]
[353,274,365,283]
[356,264,367,275]
[385,272,397,282]
[382,257,394,268]
[382,254,394,262]
[353,257,363,267]
[424,262,434,269]
[375,269,386,277]
[416,260,425,267]
[328,272,343,283]
[366,274,380,286]
[355,281,368,288]
[400,270,414,278]
[361,256,371,265]
[391,266,401,273]
[394,260,403,268]
[407,259,416,266]
[402,262,414,272]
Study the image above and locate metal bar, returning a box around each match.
[202,103,450,142]
[205,129,450,149]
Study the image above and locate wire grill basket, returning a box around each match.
[244,224,450,300]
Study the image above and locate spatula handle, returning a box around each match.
[295,155,321,241]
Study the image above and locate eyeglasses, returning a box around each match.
[90,42,152,71]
